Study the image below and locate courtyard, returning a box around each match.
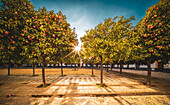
[0,68,169,105]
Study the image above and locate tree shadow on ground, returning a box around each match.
[105,69,170,96]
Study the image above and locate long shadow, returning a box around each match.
[106,69,170,97]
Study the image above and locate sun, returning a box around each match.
[64,45,82,58]
[75,46,81,52]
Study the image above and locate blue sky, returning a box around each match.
[30,0,158,44]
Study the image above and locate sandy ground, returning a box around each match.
[0,68,169,105]
[105,68,170,83]
[0,68,107,75]
[107,68,170,82]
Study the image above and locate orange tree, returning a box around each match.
[136,0,169,85]
[124,26,143,69]
[51,29,78,76]
[0,0,36,75]
[88,56,100,76]
[81,18,114,86]
[81,46,96,76]
[21,7,77,86]
[107,16,135,74]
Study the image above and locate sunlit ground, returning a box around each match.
[0,68,106,75]
[0,68,169,104]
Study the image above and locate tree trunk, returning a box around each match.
[61,62,63,76]
[77,63,78,70]
[92,60,94,76]
[86,64,88,68]
[100,56,103,87]
[117,64,119,68]
[53,63,56,67]
[158,62,164,72]
[8,64,10,76]
[127,64,129,69]
[146,59,151,85]
[135,63,140,70]
[42,57,46,87]
[120,63,123,74]
[33,62,35,76]
[75,63,76,70]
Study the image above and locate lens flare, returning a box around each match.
[75,46,81,52]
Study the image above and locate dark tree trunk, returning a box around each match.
[33,62,35,76]
[117,64,119,68]
[75,63,76,70]
[127,64,129,69]
[100,56,103,87]
[53,64,56,67]
[92,60,94,76]
[86,64,88,68]
[120,63,123,74]
[77,63,78,70]
[158,62,164,72]
[135,63,140,70]
[8,64,10,76]
[65,64,67,67]
[17,64,19,67]
[61,62,63,76]
[146,59,152,85]
[42,57,46,87]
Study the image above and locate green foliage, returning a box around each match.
[81,16,135,64]
[0,0,78,66]
[59,74,67,77]
[37,83,50,88]
[96,83,107,88]
[136,0,170,63]
[81,0,169,66]
[0,0,35,65]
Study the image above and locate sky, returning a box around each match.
[29,0,158,45]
